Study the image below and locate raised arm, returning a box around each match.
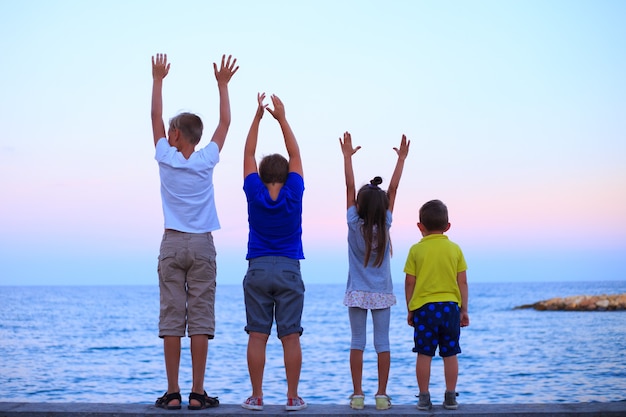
[266,95,303,176]
[244,93,267,178]
[387,134,410,213]
[151,53,170,146]
[209,54,239,152]
[339,131,361,209]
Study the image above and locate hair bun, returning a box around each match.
[370,176,383,186]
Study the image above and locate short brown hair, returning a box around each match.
[419,199,449,232]
[169,112,203,145]
[259,154,289,184]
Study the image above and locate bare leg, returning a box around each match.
[247,332,269,398]
[163,336,181,406]
[416,353,432,393]
[376,351,390,395]
[350,349,364,395]
[281,333,302,399]
[189,334,209,407]
[443,355,459,392]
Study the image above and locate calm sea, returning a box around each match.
[1,281,625,406]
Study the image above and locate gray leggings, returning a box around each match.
[349,306,391,353]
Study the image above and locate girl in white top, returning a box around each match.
[339,131,410,410]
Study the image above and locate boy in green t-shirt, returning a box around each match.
[404,199,469,411]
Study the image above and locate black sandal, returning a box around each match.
[188,391,219,410]
[155,391,182,410]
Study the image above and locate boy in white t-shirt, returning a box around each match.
[151,53,238,410]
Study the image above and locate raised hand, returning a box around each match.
[339,131,361,157]
[213,54,239,86]
[152,53,170,80]
[266,94,286,122]
[393,134,410,160]
[256,92,268,119]
[387,134,410,212]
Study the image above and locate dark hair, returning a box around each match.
[356,176,389,267]
[259,153,289,184]
[419,199,449,231]
[169,112,203,145]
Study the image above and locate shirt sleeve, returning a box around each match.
[243,173,263,202]
[347,205,359,223]
[403,246,416,276]
[198,141,220,167]
[284,172,304,201]
[457,248,468,272]
[154,137,171,162]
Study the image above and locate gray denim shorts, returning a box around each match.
[243,256,305,338]
[158,230,217,338]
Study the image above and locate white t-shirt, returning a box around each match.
[155,138,220,233]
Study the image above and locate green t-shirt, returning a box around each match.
[404,234,467,311]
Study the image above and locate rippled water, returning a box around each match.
[1,281,625,405]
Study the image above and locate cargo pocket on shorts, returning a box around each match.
[158,251,177,281]
[190,254,216,283]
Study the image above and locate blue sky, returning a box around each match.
[1,0,625,285]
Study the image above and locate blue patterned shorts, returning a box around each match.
[412,302,462,357]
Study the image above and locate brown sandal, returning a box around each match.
[188,390,219,410]
[155,391,182,410]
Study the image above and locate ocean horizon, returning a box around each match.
[1,281,625,406]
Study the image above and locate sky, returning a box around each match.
[0,0,624,286]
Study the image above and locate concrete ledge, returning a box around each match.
[1,402,626,417]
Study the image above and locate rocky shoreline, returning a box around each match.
[514,293,626,311]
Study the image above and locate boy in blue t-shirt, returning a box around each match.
[241,93,307,412]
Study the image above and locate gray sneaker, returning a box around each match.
[417,392,432,410]
[443,391,459,410]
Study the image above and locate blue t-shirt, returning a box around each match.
[345,205,394,294]
[244,172,305,260]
